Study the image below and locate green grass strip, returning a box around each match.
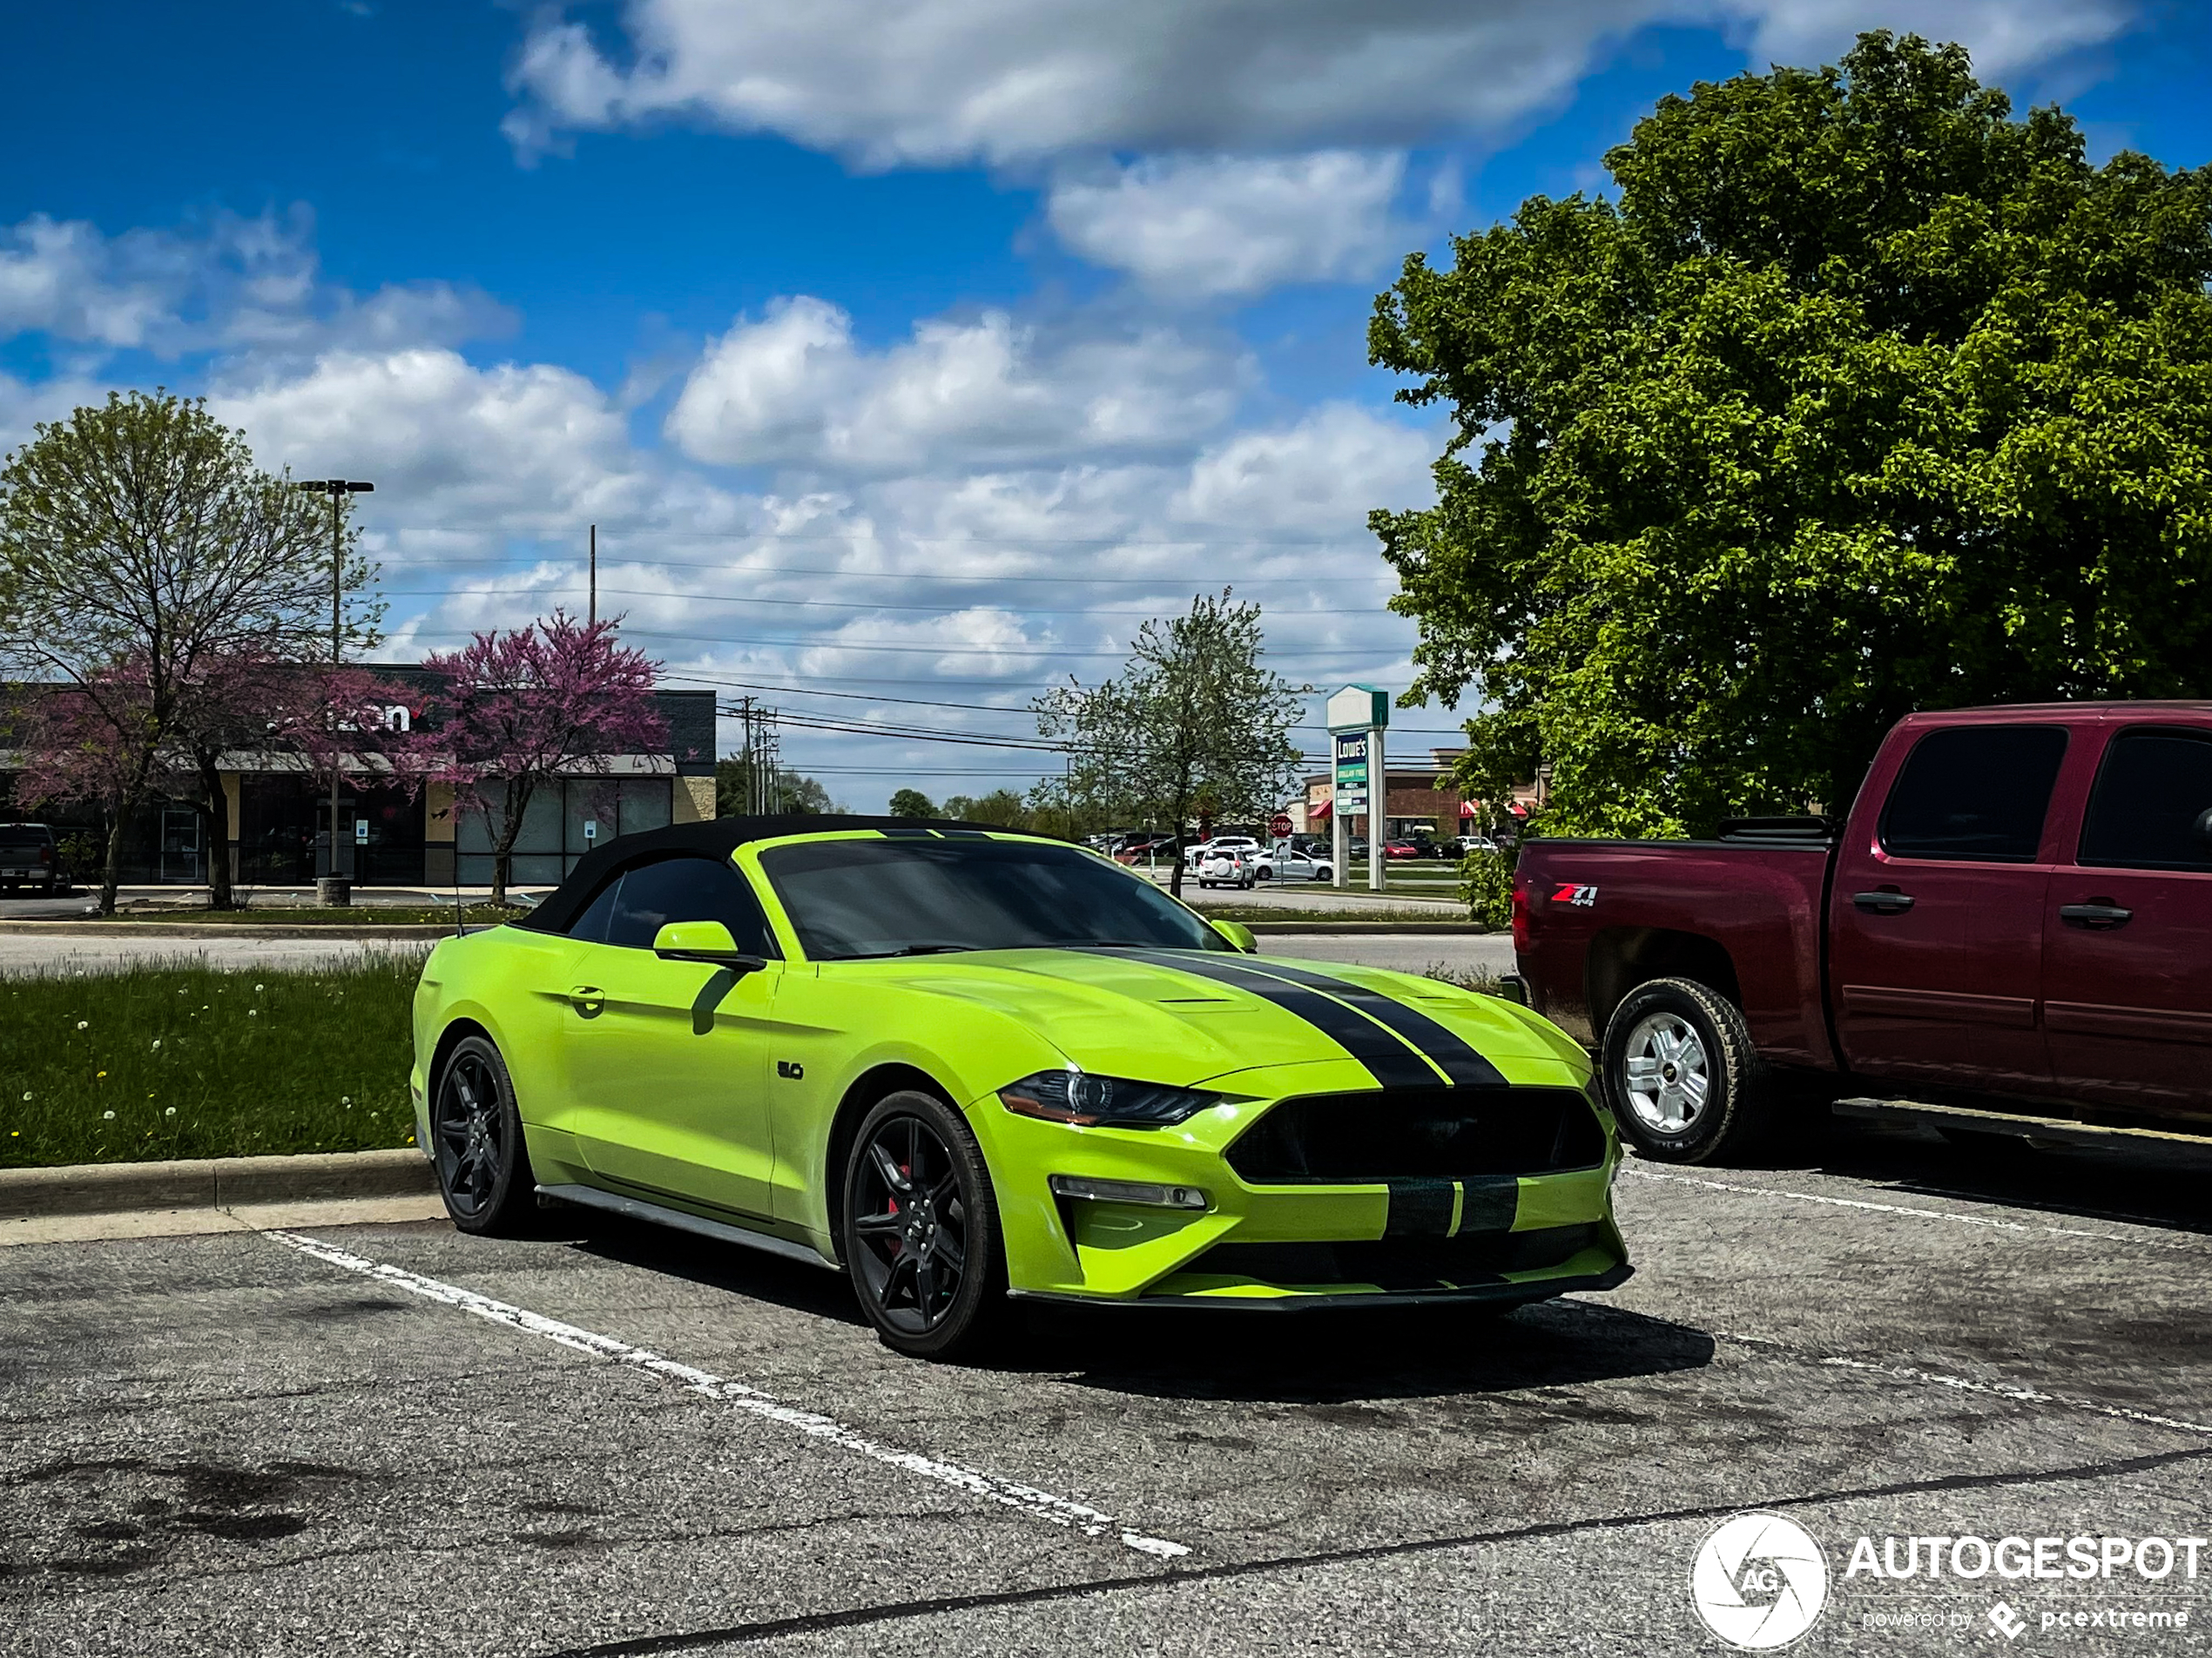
[0,956,422,1168]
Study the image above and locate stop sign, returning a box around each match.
[1269,812,1293,837]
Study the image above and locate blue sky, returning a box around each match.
[4,1,2208,807]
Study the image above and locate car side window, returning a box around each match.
[604,855,779,955]
[1878,725,2068,862]
[2079,727,2212,873]
[564,873,625,943]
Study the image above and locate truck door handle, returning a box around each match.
[1852,890,1916,914]
[568,984,605,1016]
[2058,901,2133,930]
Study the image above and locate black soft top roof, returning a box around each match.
[516,813,1047,935]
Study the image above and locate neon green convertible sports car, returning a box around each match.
[410,817,1630,1358]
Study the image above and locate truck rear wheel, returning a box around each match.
[1602,977,1772,1164]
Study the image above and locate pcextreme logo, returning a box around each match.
[1691,1513,1831,1649]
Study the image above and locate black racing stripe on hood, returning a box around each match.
[1221,959,1509,1088]
[1100,950,1440,1088]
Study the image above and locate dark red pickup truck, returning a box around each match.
[1514,704,2212,1163]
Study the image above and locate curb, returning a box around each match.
[1242,920,1491,935]
[0,1148,436,1220]
[0,921,455,940]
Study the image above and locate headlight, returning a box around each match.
[998,1069,1220,1129]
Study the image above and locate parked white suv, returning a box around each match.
[1196,846,1258,889]
[1184,835,1261,873]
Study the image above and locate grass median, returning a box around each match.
[0,955,421,1169]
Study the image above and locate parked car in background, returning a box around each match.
[0,822,64,895]
[1197,846,1259,888]
[1383,840,1424,860]
[1515,702,2212,1165]
[1185,835,1262,873]
[1250,843,1334,883]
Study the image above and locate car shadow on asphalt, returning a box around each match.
[1726,1115,2212,1241]
[557,1210,1716,1402]
[559,1212,870,1326]
[1002,1297,1716,1405]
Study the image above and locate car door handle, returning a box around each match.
[568,984,605,1016]
[2058,901,2133,930]
[1851,891,1916,914]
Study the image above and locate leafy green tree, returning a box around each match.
[1370,32,2212,837]
[940,789,1031,828]
[0,392,378,910]
[887,787,937,819]
[1035,590,1305,896]
[715,758,842,817]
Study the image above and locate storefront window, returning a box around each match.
[457,776,671,887]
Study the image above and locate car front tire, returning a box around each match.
[841,1089,1008,1362]
[430,1033,538,1235]
[1601,977,1773,1165]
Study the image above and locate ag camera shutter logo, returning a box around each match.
[1690,1513,1829,1649]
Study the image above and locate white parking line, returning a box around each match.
[267,1230,1190,1560]
[1619,1165,2205,1250]
[1715,1330,2212,1440]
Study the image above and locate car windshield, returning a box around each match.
[758,836,1231,960]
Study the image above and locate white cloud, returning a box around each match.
[0,210,511,364]
[1048,152,1411,298]
[505,0,2134,166]
[1177,404,1436,531]
[209,347,665,527]
[664,296,1247,473]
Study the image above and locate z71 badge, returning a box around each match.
[1551,883,1598,908]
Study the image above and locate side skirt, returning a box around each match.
[537,1182,841,1272]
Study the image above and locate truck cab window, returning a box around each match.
[1878,725,2067,862]
[2079,728,2212,872]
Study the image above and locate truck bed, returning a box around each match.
[1514,836,1834,1068]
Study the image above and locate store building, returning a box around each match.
[1,665,716,889]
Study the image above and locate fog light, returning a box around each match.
[1049,1175,1209,1210]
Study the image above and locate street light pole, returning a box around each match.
[294,479,374,890]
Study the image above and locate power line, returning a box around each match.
[382,583,1400,619]
[366,551,1396,584]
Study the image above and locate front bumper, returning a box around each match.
[974,1062,1630,1306]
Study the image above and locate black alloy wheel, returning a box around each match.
[842,1090,1005,1360]
[431,1034,536,1235]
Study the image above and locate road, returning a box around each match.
[8,1120,2209,1655]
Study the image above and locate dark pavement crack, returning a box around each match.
[530,1441,2212,1656]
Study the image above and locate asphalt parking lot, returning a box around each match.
[9,1120,2210,1655]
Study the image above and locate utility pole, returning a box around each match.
[588,523,597,627]
[294,479,374,894]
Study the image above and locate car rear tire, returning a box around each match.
[1602,977,1773,1165]
[430,1034,538,1235]
[841,1089,1008,1362]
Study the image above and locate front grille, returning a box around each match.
[1224,1087,1605,1184]
[1190,1225,1598,1292]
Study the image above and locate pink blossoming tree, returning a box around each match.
[419,613,666,906]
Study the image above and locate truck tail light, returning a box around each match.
[1511,880,1530,952]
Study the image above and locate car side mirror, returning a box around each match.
[652,920,766,972]
[1211,919,1258,954]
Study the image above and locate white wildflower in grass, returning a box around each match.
[101,1109,115,1121]
[165,1107,176,1116]
[254,983,264,992]
[19,1091,30,1101]
[75,1020,88,1030]
[151,1038,162,1049]
[248,1008,259,1017]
